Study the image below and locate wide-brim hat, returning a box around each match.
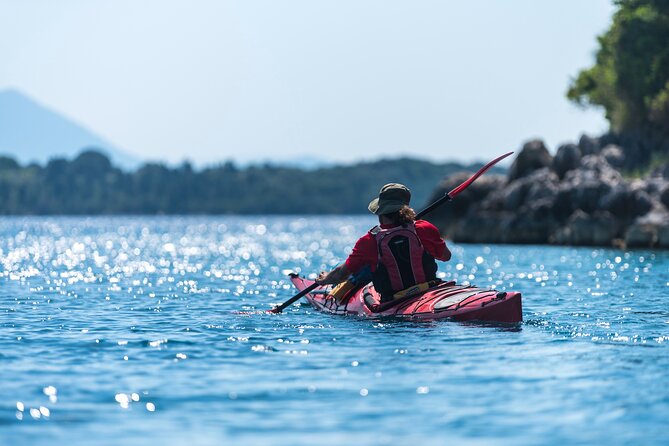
[368,183,411,215]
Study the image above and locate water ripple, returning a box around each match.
[1,216,668,445]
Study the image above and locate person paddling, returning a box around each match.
[316,183,451,303]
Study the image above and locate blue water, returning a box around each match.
[1,216,667,445]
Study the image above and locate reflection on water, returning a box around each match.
[1,216,668,445]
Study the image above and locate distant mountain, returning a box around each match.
[0,88,139,168]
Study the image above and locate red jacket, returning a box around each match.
[345,219,449,274]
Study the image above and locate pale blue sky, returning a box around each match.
[0,0,614,165]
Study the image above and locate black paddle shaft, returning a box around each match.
[415,195,450,220]
[269,282,318,313]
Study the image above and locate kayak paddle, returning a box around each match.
[416,151,513,219]
[268,151,513,314]
[268,282,319,313]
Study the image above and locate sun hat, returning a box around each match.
[367,183,411,215]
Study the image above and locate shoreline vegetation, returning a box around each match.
[0,151,495,215]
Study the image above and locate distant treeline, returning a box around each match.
[0,150,496,215]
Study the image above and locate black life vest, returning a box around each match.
[370,222,438,302]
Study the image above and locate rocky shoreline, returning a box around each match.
[427,135,669,248]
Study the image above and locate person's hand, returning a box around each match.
[316,271,329,285]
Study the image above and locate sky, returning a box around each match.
[0,0,615,166]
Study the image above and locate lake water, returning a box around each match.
[1,216,668,445]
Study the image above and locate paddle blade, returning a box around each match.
[447,151,513,199]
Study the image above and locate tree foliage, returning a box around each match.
[0,150,493,215]
[568,0,669,135]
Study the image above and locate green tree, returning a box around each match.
[568,0,669,135]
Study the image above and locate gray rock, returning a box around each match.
[425,173,505,236]
[624,207,669,248]
[629,181,654,216]
[552,187,576,220]
[643,177,668,196]
[601,144,625,168]
[658,224,669,248]
[451,211,509,244]
[574,180,613,214]
[598,183,652,219]
[649,161,669,178]
[552,143,581,179]
[578,134,601,156]
[578,155,623,182]
[427,131,668,248]
[553,210,618,246]
[502,168,558,211]
[503,199,558,244]
[625,224,657,248]
[508,139,553,182]
[662,186,669,208]
[551,155,622,214]
[526,174,559,203]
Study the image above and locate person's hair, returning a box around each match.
[383,205,416,225]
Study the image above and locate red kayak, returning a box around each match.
[289,274,522,323]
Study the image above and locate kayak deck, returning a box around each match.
[289,274,522,323]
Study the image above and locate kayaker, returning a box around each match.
[316,183,451,303]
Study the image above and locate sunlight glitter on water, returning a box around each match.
[1,216,668,446]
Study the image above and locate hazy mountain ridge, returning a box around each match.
[0,88,139,168]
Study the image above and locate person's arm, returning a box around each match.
[316,264,351,285]
[417,220,451,261]
[441,241,452,261]
[317,232,376,285]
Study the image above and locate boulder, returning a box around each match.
[526,172,560,203]
[553,210,618,246]
[650,161,669,178]
[503,180,527,211]
[643,177,668,196]
[425,130,668,248]
[662,186,669,208]
[451,211,510,244]
[625,225,657,248]
[507,140,553,182]
[578,134,601,156]
[557,178,613,215]
[552,143,581,179]
[553,155,622,215]
[658,224,669,248]
[598,183,652,219]
[552,187,576,220]
[454,200,557,245]
[578,154,623,182]
[624,207,669,248]
[501,199,557,244]
[503,168,558,211]
[601,144,626,169]
[628,181,654,216]
[425,173,505,236]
